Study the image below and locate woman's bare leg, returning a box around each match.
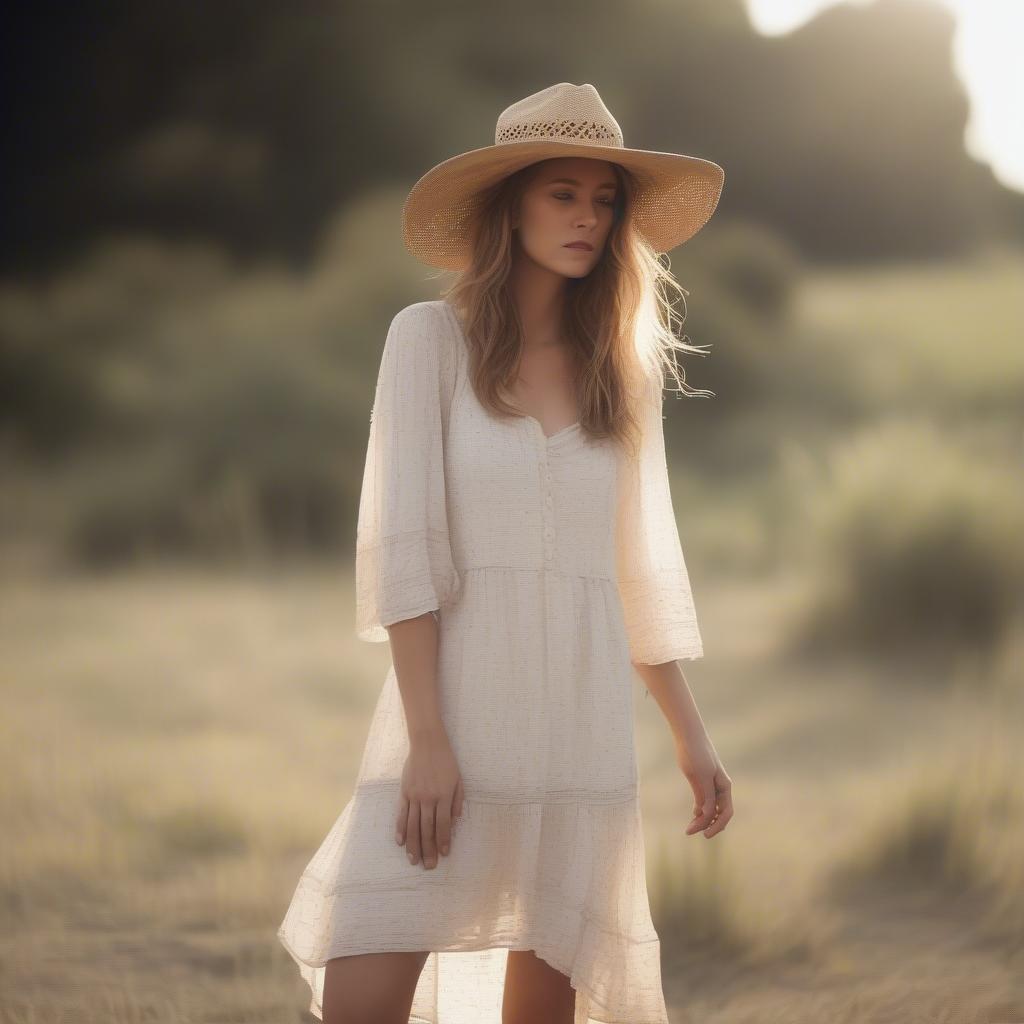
[502,949,576,1024]
[322,950,430,1024]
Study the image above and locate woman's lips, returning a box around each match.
[564,242,594,251]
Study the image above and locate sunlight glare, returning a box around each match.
[744,0,1024,192]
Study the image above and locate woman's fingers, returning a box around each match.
[395,793,409,847]
[686,786,718,836]
[684,779,717,835]
[704,784,734,838]
[435,800,452,858]
[398,775,465,870]
[685,774,734,838]
[419,801,438,868]
[430,779,463,864]
[406,801,422,865]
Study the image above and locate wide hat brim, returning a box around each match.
[402,138,725,272]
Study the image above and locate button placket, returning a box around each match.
[540,451,555,565]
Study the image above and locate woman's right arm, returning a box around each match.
[387,612,465,870]
[352,304,466,870]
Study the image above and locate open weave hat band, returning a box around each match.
[496,117,622,146]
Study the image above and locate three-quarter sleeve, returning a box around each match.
[614,371,704,665]
[354,303,461,642]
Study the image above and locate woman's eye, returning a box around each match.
[553,193,615,205]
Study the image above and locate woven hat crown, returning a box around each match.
[495,83,624,148]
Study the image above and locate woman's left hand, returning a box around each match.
[674,729,733,839]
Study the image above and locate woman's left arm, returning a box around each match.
[615,372,733,838]
[634,659,733,840]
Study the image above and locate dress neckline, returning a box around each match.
[441,300,582,444]
[519,413,582,444]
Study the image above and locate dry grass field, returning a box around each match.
[1,562,1021,1023]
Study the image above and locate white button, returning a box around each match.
[544,529,553,540]
[545,473,553,483]
[544,495,553,506]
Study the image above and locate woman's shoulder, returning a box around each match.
[384,301,460,402]
[388,299,458,344]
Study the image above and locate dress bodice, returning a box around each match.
[444,334,621,581]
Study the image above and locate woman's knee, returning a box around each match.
[322,950,429,1024]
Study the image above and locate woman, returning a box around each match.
[277,82,734,1024]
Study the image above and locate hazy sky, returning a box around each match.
[745,0,1024,193]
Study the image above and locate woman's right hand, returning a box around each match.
[395,730,465,869]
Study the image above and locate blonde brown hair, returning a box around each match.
[439,158,712,459]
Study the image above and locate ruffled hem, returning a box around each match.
[276,785,670,1024]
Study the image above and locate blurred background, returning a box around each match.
[2,0,1022,1020]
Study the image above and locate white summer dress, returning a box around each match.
[277,299,704,1024]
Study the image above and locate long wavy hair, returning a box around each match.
[439,157,713,458]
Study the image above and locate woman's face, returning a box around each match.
[512,157,618,278]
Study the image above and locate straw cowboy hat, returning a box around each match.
[402,81,725,272]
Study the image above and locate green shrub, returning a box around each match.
[63,344,361,565]
[696,221,802,325]
[790,417,1024,665]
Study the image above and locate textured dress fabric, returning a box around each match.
[276,299,704,1024]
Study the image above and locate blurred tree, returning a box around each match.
[2,0,1020,277]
